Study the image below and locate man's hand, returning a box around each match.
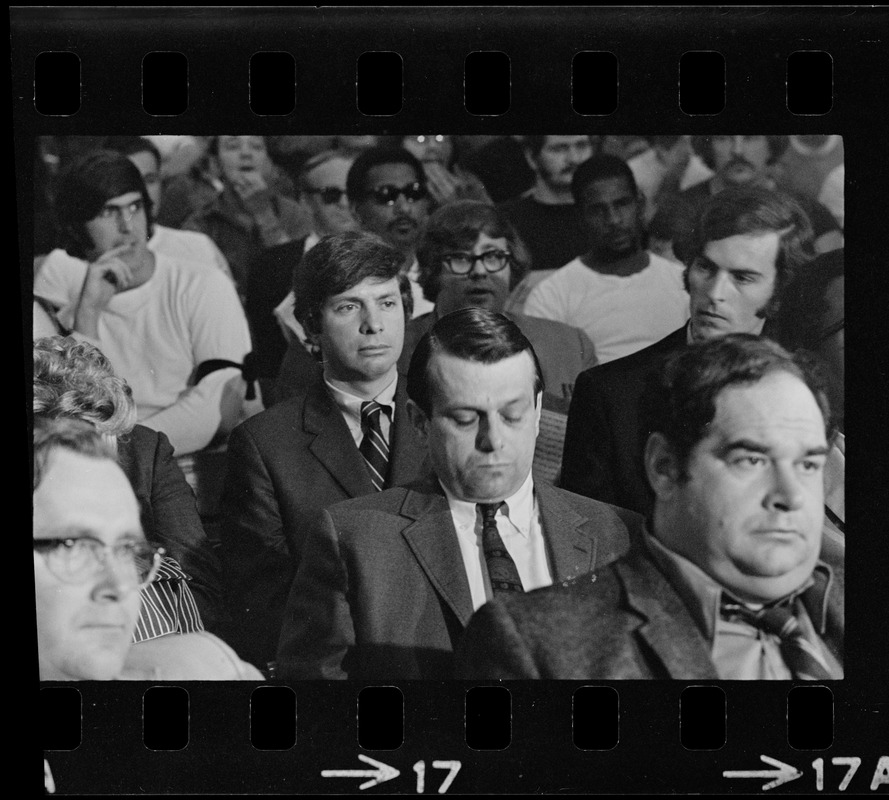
[423,162,463,206]
[230,169,275,216]
[74,245,138,336]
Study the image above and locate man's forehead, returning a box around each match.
[306,157,352,188]
[365,162,419,187]
[101,191,143,209]
[33,450,141,540]
[543,135,589,149]
[325,276,400,303]
[429,351,536,403]
[703,231,780,272]
[582,176,635,203]
[707,372,827,445]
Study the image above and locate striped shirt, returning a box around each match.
[132,556,204,643]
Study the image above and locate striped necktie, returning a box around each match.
[721,597,834,680]
[359,400,391,492]
[478,502,524,595]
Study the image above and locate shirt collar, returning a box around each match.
[324,374,398,424]
[304,231,321,253]
[439,469,536,538]
[644,525,835,642]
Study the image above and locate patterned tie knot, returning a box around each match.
[720,594,833,680]
[359,400,391,492]
[478,502,523,595]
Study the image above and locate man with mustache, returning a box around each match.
[560,186,816,515]
[457,335,843,680]
[347,146,435,317]
[498,135,596,273]
[651,135,842,261]
[523,154,689,365]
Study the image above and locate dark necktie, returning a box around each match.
[721,597,834,680]
[359,400,391,492]
[478,502,524,595]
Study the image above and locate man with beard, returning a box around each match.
[498,135,596,273]
[347,146,435,317]
[651,135,842,260]
[523,154,689,365]
[560,186,815,515]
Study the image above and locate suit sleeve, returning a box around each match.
[277,510,354,680]
[146,431,224,630]
[454,600,542,679]
[218,422,296,667]
[559,367,618,504]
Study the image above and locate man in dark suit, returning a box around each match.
[561,185,816,514]
[457,335,843,679]
[277,308,640,680]
[220,231,428,670]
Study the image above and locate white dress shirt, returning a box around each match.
[325,373,397,447]
[441,471,554,611]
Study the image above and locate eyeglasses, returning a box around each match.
[441,249,512,275]
[96,198,145,224]
[815,318,844,344]
[34,537,164,589]
[305,186,347,205]
[365,182,428,206]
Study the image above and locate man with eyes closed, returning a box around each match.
[276,308,640,680]
[560,185,816,516]
[219,230,428,673]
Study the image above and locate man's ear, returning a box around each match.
[644,432,681,498]
[533,391,543,437]
[406,399,430,445]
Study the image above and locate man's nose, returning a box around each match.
[705,269,730,302]
[476,417,504,452]
[468,258,488,278]
[360,306,384,333]
[91,556,138,601]
[117,211,134,233]
[764,463,806,513]
[731,136,746,155]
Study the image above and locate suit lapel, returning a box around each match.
[615,551,718,679]
[399,483,475,627]
[389,378,430,487]
[537,483,597,581]
[303,378,376,498]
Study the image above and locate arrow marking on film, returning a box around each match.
[724,754,803,791]
[322,754,401,790]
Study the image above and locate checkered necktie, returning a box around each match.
[721,597,834,680]
[478,502,524,595]
[359,400,391,492]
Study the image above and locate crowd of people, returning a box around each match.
[32,133,845,681]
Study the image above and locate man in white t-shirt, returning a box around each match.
[34,149,252,456]
[523,154,689,365]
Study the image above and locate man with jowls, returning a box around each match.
[456,335,843,680]
[277,308,640,680]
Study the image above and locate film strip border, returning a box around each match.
[40,682,889,794]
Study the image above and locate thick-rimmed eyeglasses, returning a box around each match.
[96,198,145,224]
[34,537,164,589]
[441,249,512,275]
[365,182,428,206]
[305,187,347,205]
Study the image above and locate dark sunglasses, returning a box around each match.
[365,182,428,206]
[305,187,347,205]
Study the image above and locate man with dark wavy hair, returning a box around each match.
[561,185,816,515]
[220,230,427,672]
[651,135,842,260]
[458,335,843,680]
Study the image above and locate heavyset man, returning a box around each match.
[277,308,640,680]
[457,335,843,680]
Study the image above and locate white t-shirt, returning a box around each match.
[523,252,690,364]
[35,249,252,456]
[150,224,234,281]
